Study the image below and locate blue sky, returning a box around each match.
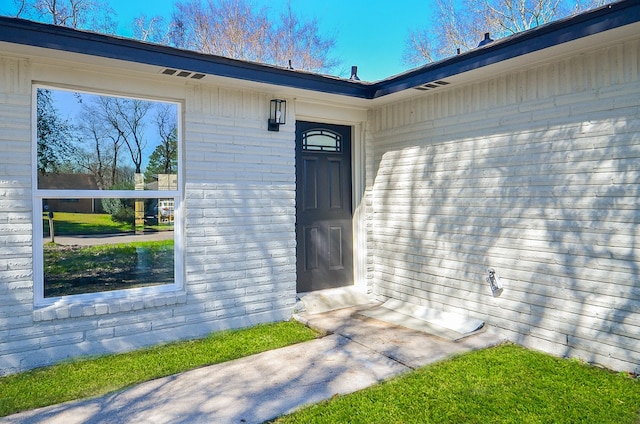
[0,0,434,81]
[107,0,434,81]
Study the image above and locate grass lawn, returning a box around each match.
[43,212,133,235]
[43,212,173,236]
[274,344,640,424]
[0,321,319,417]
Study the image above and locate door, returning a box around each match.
[296,121,353,292]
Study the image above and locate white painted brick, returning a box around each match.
[85,327,115,341]
[108,302,121,314]
[114,322,152,337]
[369,41,640,374]
[0,338,40,355]
[55,307,70,320]
[95,304,109,315]
[152,316,186,331]
[118,299,133,312]
[39,333,85,348]
[68,305,84,318]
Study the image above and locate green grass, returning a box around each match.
[44,212,133,235]
[274,344,640,424]
[0,321,319,417]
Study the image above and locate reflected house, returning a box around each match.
[146,174,177,223]
[146,173,178,191]
[38,173,102,213]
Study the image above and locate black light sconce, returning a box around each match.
[268,99,286,131]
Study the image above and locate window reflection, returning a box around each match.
[36,88,178,191]
[36,86,180,300]
[42,198,174,298]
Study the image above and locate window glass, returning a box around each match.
[35,87,180,301]
[36,88,178,190]
[302,129,342,152]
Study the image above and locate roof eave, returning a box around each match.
[1,0,639,100]
[0,16,372,99]
[369,0,640,98]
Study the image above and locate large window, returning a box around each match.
[33,86,182,304]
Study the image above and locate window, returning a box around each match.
[301,129,342,152]
[33,86,182,304]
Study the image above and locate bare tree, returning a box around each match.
[144,105,178,184]
[74,98,124,189]
[269,3,339,73]
[168,0,338,73]
[170,0,270,62]
[8,0,116,32]
[95,96,151,175]
[404,0,610,66]
[132,14,172,44]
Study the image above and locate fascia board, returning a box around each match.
[369,0,640,98]
[1,0,639,101]
[0,16,372,99]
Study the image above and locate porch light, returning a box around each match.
[268,99,286,131]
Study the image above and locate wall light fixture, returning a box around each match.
[268,99,286,132]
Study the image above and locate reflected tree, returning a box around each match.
[96,96,151,175]
[74,96,124,189]
[145,104,178,184]
[36,89,73,174]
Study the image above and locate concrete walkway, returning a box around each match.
[1,305,505,424]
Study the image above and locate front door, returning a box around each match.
[296,121,353,292]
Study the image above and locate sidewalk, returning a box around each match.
[1,304,505,424]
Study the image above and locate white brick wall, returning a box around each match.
[0,60,297,375]
[0,57,35,375]
[368,37,640,373]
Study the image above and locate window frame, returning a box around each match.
[31,84,184,308]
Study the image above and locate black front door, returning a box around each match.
[295,121,353,292]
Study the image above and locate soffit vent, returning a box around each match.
[413,80,450,91]
[162,68,206,80]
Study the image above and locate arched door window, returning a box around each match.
[301,129,342,152]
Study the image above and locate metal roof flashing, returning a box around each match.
[0,0,638,101]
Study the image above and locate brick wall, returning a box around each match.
[368,37,640,373]
[0,59,297,375]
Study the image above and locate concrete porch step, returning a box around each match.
[357,299,486,342]
[297,286,373,314]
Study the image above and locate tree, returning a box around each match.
[170,0,271,62]
[144,105,178,184]
[168,0,338,73]
[97,96,152,174]
[404,0,610,66]
[269,4,339,73]
[73,96,125,189]
[7,0,116,33]
[36,89,73,174]
[132,14,172,44]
